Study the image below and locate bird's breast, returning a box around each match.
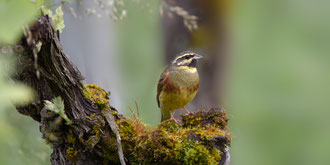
[169,66,199,88]
[159,66,200,111]
[160,79,199,111]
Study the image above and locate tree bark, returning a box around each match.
[15,16,231,165]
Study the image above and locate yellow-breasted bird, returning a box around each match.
[157,51,202,122]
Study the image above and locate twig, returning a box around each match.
[134,101,139,118]
[102,108,126,165]
[128,105,137,119]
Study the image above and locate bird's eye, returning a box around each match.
[185,56,190,59]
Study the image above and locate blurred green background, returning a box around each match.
[0,0,330,164]
[227,0,330,164]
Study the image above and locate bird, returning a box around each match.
[157,51,202,122]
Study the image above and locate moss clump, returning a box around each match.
[195,125,226,140]
[101,108,231,165]
[83,84,110,109]
[65,147,78,164]
[181,108,229,130]
[100,133,120,164]
[116,118,138,161]
[134,129,178,164]
[158,119,180,132]
[176,140,221,165]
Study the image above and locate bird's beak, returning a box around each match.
[193,54,203,60]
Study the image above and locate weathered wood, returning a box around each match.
[17,16,124,165]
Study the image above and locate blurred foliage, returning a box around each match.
[0,0,51,164]
[0,56,34,111]
[117,0,164,125]
[226,0,330,165]
[0,102,51,165]
[41,5,65,33]
[0,58,52,164]
[0,0,38,44]
[36,0,65,33]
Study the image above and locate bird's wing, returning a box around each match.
[157,67,169,107]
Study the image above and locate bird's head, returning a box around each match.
[171,51,203,67]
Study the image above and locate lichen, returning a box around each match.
[65,147,78,164]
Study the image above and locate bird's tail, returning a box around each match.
[161,109,171,122]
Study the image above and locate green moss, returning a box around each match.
[181,114,203,128]
[82,84,110,109]
[66,147,78,164]
[181,108,229,130]
[158,119,180,132]
[100,145,120,165]
[118,119,136,143]
[85,124,101,151]
[67,129,76,144]
[133,129,179,164]
[195,125,226,140]
[78,123,102,151]
[93,124,100,135]
[99,108,230,164]
[85,135,97,151]
[176,140,221,165]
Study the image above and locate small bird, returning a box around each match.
[157,51,202,122]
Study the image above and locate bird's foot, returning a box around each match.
[170,117,180,124]
[183,107,192,115]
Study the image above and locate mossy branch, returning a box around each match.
[15,16,231,165]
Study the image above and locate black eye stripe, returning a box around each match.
[172,53,195,65]
[182,55,193,60]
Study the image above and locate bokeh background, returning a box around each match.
[1,0,330,164]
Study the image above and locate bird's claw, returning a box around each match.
[170,117,180,124]
[183,107,192,115]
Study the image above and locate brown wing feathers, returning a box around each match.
[157,67,169,107]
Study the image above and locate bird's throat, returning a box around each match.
[170,66,199,87]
